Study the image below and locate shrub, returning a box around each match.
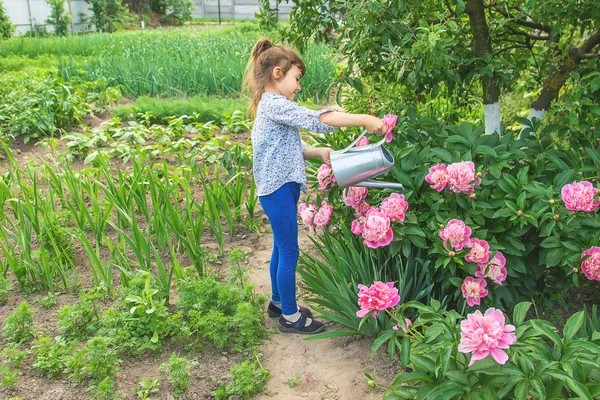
[2,302,36,344]
[66,336,119,384]
[85,0,127,32]
[0,1,14,39]
[46,0,71,36]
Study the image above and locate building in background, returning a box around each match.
[1,0,293,35]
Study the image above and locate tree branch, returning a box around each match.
[489,5,551,33]
[493,45,529,56]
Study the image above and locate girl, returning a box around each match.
[243,38,386,334]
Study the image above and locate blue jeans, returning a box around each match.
[259,182,301,315]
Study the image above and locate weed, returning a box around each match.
[0,276,11,304]
[57,293,101,342]
[160,353,195,397]
[0,366,18,391]
[67,336,120,384]
[287,376,301,388]
[88,376,119,400]
[213,358,270,400]
[134,377,160,400]
[0,343,30,369]
[35,292,58,309]
[227,247,248,288]
[2,302,36,344]
[32,336,70,378]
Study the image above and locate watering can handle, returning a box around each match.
[339,131,388,154]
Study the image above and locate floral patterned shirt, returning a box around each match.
[252,92,337,196]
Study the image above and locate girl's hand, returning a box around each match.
[363,115,386,134]
[320,147,333,166]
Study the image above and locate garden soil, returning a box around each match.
[0,136,398,399]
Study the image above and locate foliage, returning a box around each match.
[0,366,18,391]
[0,343,30,369]
[163,0,195,25]
[134,377,160,400]
[176,274,268,351]
[100,275,181,356]
[0,275,11,304]
[221,110,253,134]
[2,302,36,344]
[213,359,270,400]
[255,0,278,31]
[380,301,600,399]
[85,0,127,32]
[0,1,14,40]
[112,95,249,125]
[35,292,58,309]
[57,293,101,341]
[32,336,71,378]
[66,336,120,385]
[46,0,71,36]
[159,353,195,397]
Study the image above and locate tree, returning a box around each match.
[0,0,15,39]
[283,0,600,134]
[46,0,72,36]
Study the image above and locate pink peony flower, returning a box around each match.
[461,277,488,307]
[458,308,517,366]
[313,201,333,227]
[439,219,472,251]
[360,209,394,249]
[392,318,412,332]
[561,181,600,212]
[298,203,316,231]
[351,219,364,235]
[581,246,600,281]
[317,164,336,190]
[382,114,398,142]
[465,238,491,264]
[356,281,400,318]
[343,186,369,207]
[476,251,507,285]
[356,136,370,147]
[425,164,449,192]
[354,201,372,217]
[447,161,481,194]
[379,193,409,222]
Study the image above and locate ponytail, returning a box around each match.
[242,38,306,118]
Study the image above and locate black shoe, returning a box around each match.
[267,302,313,318]
[277,311,324,334]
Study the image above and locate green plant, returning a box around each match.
[287,376,301,388]
[163,0,195,25]
[57,293,101,341]
[0,1,14,39]
[2,302,36,344]
[221,110,253,134]
[134,377,160,400]
[35,292,58,309]
[213,358,270,400]
[0,366,18,391]
[85,0,127,32]
[32,336,70,378]
[0,275,11,304]
[0,343,30,369]
[160,353,195,397]
[46,0,71,36]
[381,301,600,399]
[67,336,119,384]
[255,0,278,31]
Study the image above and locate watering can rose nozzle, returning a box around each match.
[329,131,404,191]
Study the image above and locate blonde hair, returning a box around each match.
[242,38,306,117]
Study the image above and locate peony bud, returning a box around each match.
[448,251,455,257]
[339,71,343,77]
[548,199,555,204]
[553,214,559,221]
[439,224,445,229]
[591,126,596,131]
[517,210,523,216]
[476,172,482,177]
[572,267,578,273]
[469,193,476,199]
[368,380,376,388]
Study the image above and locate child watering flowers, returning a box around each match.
[243,38,387,334]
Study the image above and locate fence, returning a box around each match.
[1,0,292,35]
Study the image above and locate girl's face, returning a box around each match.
[274,65,302,101]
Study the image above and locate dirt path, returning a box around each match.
[246,230,395,400]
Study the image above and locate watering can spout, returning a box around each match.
[329,132,404,190]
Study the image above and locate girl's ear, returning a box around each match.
[272,66,283,81]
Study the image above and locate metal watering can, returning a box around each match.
[330,132,404,190]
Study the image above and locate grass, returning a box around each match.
[0,24,336,102]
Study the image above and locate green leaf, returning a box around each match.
[474,145,497,157]
[563,311,585,342]
[150,330,159,343]
[302,330,361,341]
[372,330,396,354]
[401,336,410,369]
[513,302,532,327]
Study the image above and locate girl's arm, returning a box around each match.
[304,147,332,165]
[318,112,385,134]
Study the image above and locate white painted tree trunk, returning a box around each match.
[518,108,546,139]
[483,102,501,135]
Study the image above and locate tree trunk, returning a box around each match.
[466,0,500,135]
[519,30,600,138]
